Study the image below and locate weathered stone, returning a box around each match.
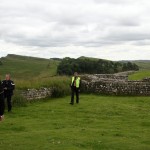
[21,87,52,100]
[81,74,150,96]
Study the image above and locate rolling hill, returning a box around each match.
[0,54,60,80]
[133,60,150,70]
[0,54,149,83]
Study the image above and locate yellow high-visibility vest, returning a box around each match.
[71,77,80,88]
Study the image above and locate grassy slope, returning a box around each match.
[128,70,150,80]
[129,61,150,80]
[0,54,65,89]
[0,54,59,80]
[134,61,150,70]
[0,95,150,150]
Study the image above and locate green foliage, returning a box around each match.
[57,57,139,75]
[52,85,70,98]
[15,76,70,90]
[0,95,150,150]
[12,90,27,107]
[122,62,139,71]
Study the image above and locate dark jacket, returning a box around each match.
[0,81,4,95]
[2,80,15,96]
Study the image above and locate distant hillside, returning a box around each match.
[0,54,60,79]
[1,54,149,80]
[127,60,150,80]
[6,54,48,61]
[50,58,62,61]
[132,61,150,70]
[120,60,150,70]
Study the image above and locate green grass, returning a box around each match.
[128,60,150,80]
[0,95,150,150]
[0,54,68,91]
[15,76,70,90]
[128,70,150,80]
[0,54,60,80]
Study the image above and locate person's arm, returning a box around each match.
[1,80,6,90]
[7,81,15,91]
[79,79,81,92]
[0,81,4,93]
[11,81,15,90]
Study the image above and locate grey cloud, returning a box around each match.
[0,0,150,60]
[93,0,142,4]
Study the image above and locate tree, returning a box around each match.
[57,58,139,75]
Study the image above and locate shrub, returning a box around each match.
[12,90,27,107]
[51,84,71,98]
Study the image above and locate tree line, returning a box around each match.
[57,57,139,75]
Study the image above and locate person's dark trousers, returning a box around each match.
[71,87,79,104]
[0,94,5,116]
[5,95,12,112]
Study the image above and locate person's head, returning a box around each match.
[5,74,11,80]
[74,72,78,77]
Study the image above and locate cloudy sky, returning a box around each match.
[0,0,150,60]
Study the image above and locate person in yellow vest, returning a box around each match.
[70,72,81,105]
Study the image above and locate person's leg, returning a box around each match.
[7,95,12,112]
[70,87,75,104]
[76,88,79,103]
[0,94,5,121]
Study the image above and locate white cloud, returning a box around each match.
[0,0,150,60]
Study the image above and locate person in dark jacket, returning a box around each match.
[2,74,15,112]
[70,72,81,105]
[0,76,5,121]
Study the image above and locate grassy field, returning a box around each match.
[0,54,69,90]
[128,70,150,80]
[0,94,150,150]
[0,54,59,80]
[128,61,150,80]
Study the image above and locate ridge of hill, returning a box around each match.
[5,54,49,61]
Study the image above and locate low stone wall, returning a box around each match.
[81,74,150,96]
[21,88,52,100]
[20,73,150,100]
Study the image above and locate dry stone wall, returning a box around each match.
[21,73,150,100]
[81,74,150,96]
[21,88,52,100]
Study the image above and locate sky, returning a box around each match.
[0,0,150,60]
